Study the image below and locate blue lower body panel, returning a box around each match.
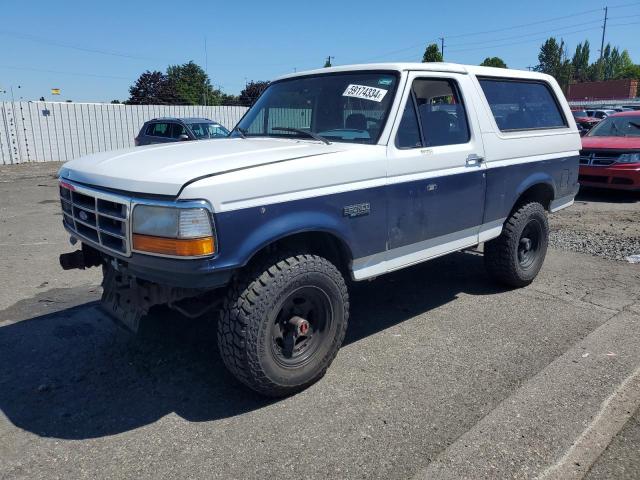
[80,154,579,288]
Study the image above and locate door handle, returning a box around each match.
[466,154,485,166]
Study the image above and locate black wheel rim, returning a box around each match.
[269,286,333,368]
[518,218,543,269]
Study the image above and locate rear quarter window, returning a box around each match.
[478,78,567,131]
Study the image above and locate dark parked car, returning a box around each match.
[135,117,230,146]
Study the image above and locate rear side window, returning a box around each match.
[478,78,567,131]
[146,122,171,137]
[170,123,187,138]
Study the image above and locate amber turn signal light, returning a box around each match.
[132,234,215,257]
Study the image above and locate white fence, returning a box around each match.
[0,102,248,164]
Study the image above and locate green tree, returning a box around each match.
[536,38,562,75]
[587,59,605,81]
[422,43,443,62]
[480,57,507,68]
[219,93,240,105]
[571,40,590,82]
[604,45,620,80]
[536,37,573,92]
[615,64,640,80]
[127,70,180,105]
[620,50,634,70]
[585,44,632,81]
[238,81,270,106]
[166,61,220,105]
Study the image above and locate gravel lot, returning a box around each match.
[1,162,639,479]
[550,188,640,261]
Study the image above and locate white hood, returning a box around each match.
[59,138,349,196]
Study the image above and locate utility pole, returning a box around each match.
[439,37,445,61]
[599,6,608,60]
[324,56,334,68]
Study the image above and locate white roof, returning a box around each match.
[274,62,553,83]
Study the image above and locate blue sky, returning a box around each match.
[1,0,639,102]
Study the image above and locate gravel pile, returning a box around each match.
[550,228,640,262]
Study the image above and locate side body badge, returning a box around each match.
[343,203,371,218]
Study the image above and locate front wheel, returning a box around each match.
[218,253,349,397]
[484,202,549,288]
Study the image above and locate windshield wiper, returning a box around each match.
[272,127,331,145]
[231,126,247,139]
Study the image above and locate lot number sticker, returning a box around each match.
[342,84,388,102]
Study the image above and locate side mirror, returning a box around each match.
[579,129,588,137]
[179,134,190,141]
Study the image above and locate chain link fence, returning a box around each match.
[0,102,248,164]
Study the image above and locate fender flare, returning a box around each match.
[513,172,557,208]
[215,209,356,269]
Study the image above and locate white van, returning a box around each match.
[58,63,581,396]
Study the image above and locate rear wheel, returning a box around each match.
[218,253,349,397]
[484,202,549,288]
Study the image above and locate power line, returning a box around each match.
[445,20,640,56]
[0,64,132,81]
[445,26,600,54]
[353,3,640,64]
[352,6,608,64]
[607,1,640,9]
[354,39,440,63]
[446,19,602,48]
[0,29,170,62]
[444,7,603,39]
[608,20,640,26]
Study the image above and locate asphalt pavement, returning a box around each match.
[0,163,639,479]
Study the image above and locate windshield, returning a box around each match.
[188,122,230,139]
[232,71,399,144]
[572,110,588,118]
[587,115,640,137]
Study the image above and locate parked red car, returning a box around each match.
[571,109,600,134]
[579,111,640,191]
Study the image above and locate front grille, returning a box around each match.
[579,150,620,167]
[612,177,634,185]
[579,174,608,184]
[59,182,130,256]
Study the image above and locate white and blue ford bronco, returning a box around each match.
[58,63,581,396]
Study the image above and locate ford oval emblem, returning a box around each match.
[79,210,88,221]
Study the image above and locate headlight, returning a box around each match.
[617,153,640,164]
[132,204,215,257]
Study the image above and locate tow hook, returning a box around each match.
[59,245,102,270]
[289,316,310,336]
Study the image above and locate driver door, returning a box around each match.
[385,72,487,271]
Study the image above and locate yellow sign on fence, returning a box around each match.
[51,88,61,95]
